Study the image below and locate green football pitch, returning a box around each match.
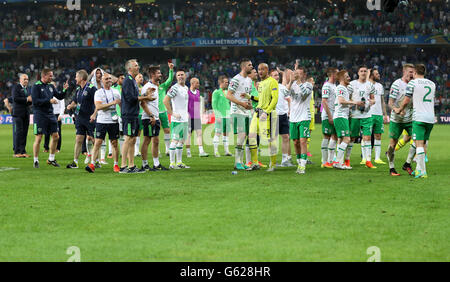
[0,124,448,262]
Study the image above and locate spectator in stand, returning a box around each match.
[0,0,448,42]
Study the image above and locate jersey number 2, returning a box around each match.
[423,86,432,102]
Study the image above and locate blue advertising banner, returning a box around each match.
[0,115,14,125]
[438,115,450,124]
[0,115,75,125]
[1,35,448,50]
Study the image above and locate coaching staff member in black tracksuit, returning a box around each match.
[32,68,69,168]
[119,59,154,173]
[65,70,97,169]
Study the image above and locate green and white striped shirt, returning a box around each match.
[389,78,412,123]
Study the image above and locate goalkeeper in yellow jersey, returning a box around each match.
[246,63,279,171]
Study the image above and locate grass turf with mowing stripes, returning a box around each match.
[0,124,448,261]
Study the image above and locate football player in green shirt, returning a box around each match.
[157,62,175,156]
[212,75,232,157]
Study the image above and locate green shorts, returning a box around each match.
[170,121,188,141]
[290,120,311,140]
[322,119,336,136]
[389,121,412,140]
[232,114,250,135]
[215,117,231,134]
[350,117,373,137]
[333,118,350,138]
[412,121,433,141]
[372,115,384,134]
[159,112,170,129]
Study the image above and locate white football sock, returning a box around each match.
[337,142,348,164]
[374,139,382,160]
[101,140,106,160]
[223,136,229,153]
[169,141,177,164]
[416,147,426,173]
[213,135,220,154]
[328,139,336,164]
[153,157,160,167]
[176,144,183,163]
[108,140,113,155]
[86,139,93,155]
[300,158,307,168]
[135,137,140,154]
[364,140,372,162]
[361,141,366,161]
[407,143,416,164]
[387,146,395,169]
[321,138,329,164]
[345,142,353,160]
[245,145,251,164]
[164,134,171,152]
[235,147,242,165]
[119,137,124,151]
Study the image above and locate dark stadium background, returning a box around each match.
[0,0,448,118]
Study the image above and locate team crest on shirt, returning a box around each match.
[49,87,53,93]
[83,91,88,96]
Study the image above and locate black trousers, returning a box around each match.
[13,114,30,154]
[44,114,62,151]
[12,118,16,153]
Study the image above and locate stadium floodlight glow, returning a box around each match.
[118,7,126,12]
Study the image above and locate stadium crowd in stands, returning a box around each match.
[0,0,448,42]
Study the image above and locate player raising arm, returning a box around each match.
[140,65,168,171]
[163,70,191,169]
[286,66,313,174]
